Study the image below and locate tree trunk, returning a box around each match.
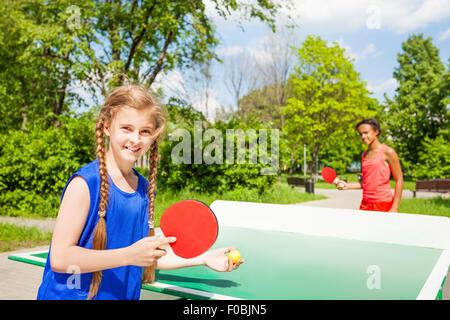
[21,105,28,132]
[289,151,295,176]
[53,88,65,128]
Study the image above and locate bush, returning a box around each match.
[157,100,278,194]
[412,135,450,180]
[0,112,96,217]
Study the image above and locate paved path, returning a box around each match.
[0,246,50,299]
[1,189,448,300]
[296,189,363,210]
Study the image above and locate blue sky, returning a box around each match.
[156,0,449,119]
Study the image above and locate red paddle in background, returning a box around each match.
[159,200,218,259]
[321,167,344,188]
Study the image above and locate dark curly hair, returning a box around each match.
[356,118,382,136]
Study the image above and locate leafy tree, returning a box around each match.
[283,35,376,179]
[239,84,284,126]
[385,34,449,169]
[158,99,277,193]
[0,0,289,131]
[64,0,289,97]
[412,135,450,180]
[238,84,293,175]
[0,0,92,130]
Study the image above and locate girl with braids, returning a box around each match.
[336,118,404,212]
[37,85,243,300]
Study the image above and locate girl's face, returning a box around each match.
[104,107,156,164]
[357,124,379,145]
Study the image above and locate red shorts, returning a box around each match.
[360,199,394,212]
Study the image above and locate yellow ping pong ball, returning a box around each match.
[228,250,241,263]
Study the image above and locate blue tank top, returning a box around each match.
[36,158,150,300]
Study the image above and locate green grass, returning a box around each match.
[398,197,450,218]
[0,222,53,252]
[154,183,326,227]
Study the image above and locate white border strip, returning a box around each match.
[11,249,48,264]
[148,282,243,300]
[210,201,450,250]
[417,250,450,300]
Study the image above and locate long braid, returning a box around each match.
[142,140,160,283]
[87,118,110,300]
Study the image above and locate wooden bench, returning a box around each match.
[287,176,315,194]
[413,178,450,198]
[287,176,306,188]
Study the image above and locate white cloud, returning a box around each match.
[360,43,382,60]
[367,78,399,97]
[331,40,382,63]
[153,70,186,99]
[216,45,246,56]
[385,0,450,33]
[206,0,450,35]
[153,70,222,120]
[361,43,377,56]
[217,43,272,66]
[191,88,222,121]
[334,38,359,61]
[437,28,450,42]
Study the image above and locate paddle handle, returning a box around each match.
[156,235,174,255]
[334,177,345,188]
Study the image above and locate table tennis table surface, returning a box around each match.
[8,201,450,300]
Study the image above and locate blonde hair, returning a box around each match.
[88,84,166,300]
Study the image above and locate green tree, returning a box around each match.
[283,35,376,179]
[0,0,289,131]
[385,34,449,170]
[66,0,288,96]
[412,135,450,180]
[157,99,277,193]
[239,83,293,128]
[0,0,93,131]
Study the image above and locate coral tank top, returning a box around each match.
[361,144,393,202]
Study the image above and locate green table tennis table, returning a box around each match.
[8,201,450,300]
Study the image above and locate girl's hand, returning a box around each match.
[126,236,176,267]
[336,180,347,190]
[203,248,244,272]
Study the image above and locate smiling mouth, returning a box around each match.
[125,146,141,153]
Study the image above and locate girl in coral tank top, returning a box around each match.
[337,119,404,212]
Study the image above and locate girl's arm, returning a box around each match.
[50,176,126,273]
[385,147,404,212]
[337,181,362,190]
[50,176,172,273]
[156,247,243,272]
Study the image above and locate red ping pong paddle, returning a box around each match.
[321,167,341,186]
[159,200,218,259]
